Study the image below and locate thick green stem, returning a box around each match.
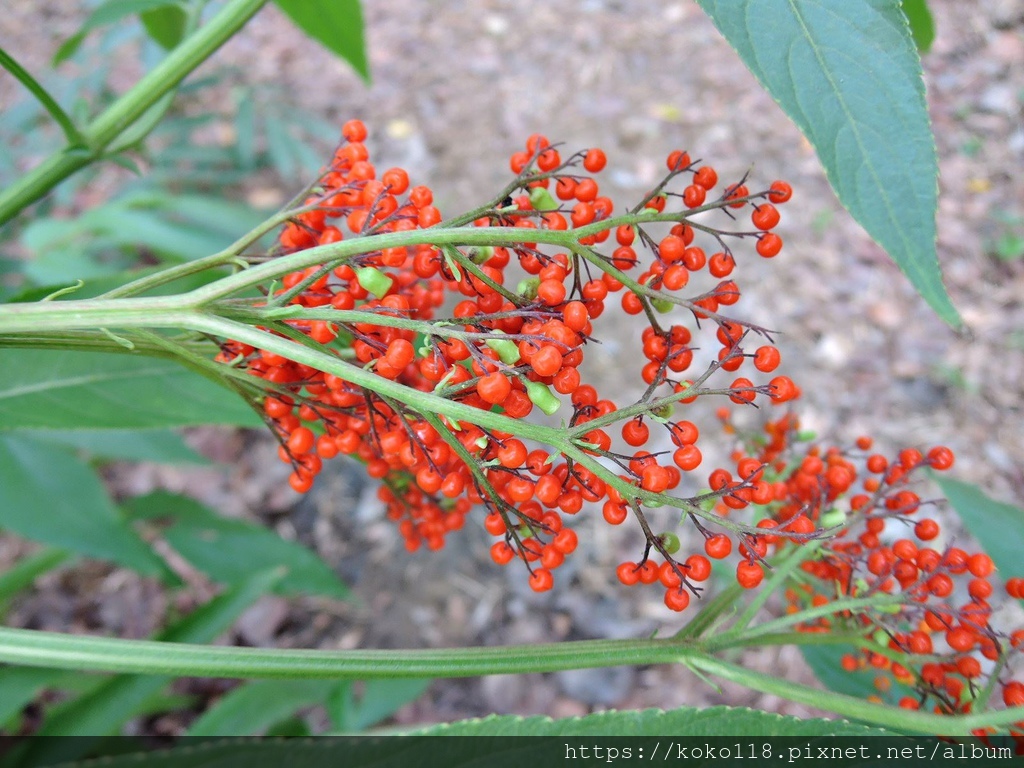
[0,626,698,678]
[0,626,1017,734]
[0,0,267,227]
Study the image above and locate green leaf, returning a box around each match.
[19,569,281,764]
[107,89,178,153]
[5,264,223,302]
[696,0,960,327]
[140,3,189,49]
[105,153,144,175]
[52,31,88,65]
[800,644,915,706]
[329,678,431,732]
[0,547,72,607]
[409,706,892,736]
[0,667,70,730]
[273,0,369,82]
[54,0,187,63]
[0,436,167,575]
[187,679,338,736]
[935,476,1024,582]
[20,428,207,464]
[0,350,262,430]
[901,0,935,53]
[0,46,83,144]
[122,492,351,599]
[10,707,898,766]
[17,194,263,285]
[264,113,298,180]
[233,92,257,170]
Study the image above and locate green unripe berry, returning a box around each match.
[820,508,847,529]
[485,332,521,365]
[356,266,393,299]
[529,186,559,212]
[517,277,540,300]
[659,532,681,555]
[525,380,561,415]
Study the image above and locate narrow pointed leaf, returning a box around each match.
[122,492,350,599]
[140,3,189,49]
[935,476,1024,582]
[696,0,959,327]
[0,350,262,430]
[31,569,281,745]
[273,0,368,82]
[901,0,935,53]
[0,436,167,575]
[187,679,337,736]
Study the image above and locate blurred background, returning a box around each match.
[1,0,1022,732]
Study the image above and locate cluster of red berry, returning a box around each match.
[216,120,804,609]
[213,120,1021,729]
[718,415,1021,727]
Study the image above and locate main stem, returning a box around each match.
[0,627,1018,735]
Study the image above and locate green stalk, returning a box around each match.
[0,625,698,678]
[180,207,724,304]
[686,656,1024,736]
[0,0,267,226]
[707,595,904,652]
[730,540,824,632]
[96,204,307,299]
[188,314,570,444]
[0,626,1018,734]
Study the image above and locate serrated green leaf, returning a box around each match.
[0,350,262,430]
[0,436,167,575]
[20,428,207,464]
[935,476,1024,583]
[273,0,368,82]
[187,679,338,736]
[696,0,959,327]
[122,491,350,599]
[901,0,935,53]
[408,706,892,736]
[11,707,899,767]
[140,3,188,49]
